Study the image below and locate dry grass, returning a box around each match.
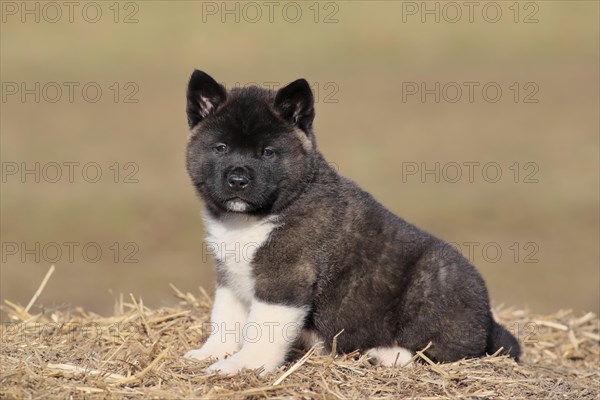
[1,271,598,399]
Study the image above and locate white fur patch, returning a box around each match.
[186,209,296,374]
[203,210,278,304]
[184,286,248,360]
[207,300,308,374]
[367,346,414,367]
[226,199,249,212]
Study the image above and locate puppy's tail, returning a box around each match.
[487,320,521,361]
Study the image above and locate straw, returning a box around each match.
[1,270,598,399]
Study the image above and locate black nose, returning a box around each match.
[227,168,250,190]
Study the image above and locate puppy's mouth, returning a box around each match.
[225,197,251,213]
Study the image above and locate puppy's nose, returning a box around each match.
[227,168,250,190]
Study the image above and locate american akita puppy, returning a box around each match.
[183,70,520,374]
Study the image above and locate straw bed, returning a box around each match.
[1,281,598,399]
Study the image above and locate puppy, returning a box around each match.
[183,70,520,374]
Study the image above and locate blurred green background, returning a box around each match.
[1,1,598,318]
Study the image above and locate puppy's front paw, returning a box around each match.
[206,357,245,375]
[183,341,237,361]
[206,352,279,375]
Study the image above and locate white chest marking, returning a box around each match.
[203,210,277,303]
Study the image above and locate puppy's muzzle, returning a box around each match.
[227,167,250,191]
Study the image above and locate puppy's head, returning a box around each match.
[185,70,317,215]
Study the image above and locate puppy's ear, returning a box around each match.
[186,70,227,129]
[274,79,315,133]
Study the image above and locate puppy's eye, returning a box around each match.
[262,148,275,159]
[213,144,228,154]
